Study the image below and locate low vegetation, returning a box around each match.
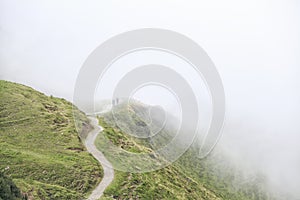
[0,172,26,200]
[0,80,103,199]
[96,102,273,200]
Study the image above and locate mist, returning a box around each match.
[1,0,300,198]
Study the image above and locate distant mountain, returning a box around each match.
[0,80,102,199]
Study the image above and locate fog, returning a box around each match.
[1,0,300,198]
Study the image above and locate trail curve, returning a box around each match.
[85,116,114,200]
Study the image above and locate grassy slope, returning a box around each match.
[97,118,220,200]
[96,102,272,200]
[0,80,103,200]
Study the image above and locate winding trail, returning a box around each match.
[85,116,114,200]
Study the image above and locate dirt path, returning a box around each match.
[85,116,114,200]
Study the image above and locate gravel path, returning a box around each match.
[85,116,114,200]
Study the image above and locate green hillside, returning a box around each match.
[96,102,272,200]
[0,80,103,199]
[97,117,220,200]
[0,80,273,200]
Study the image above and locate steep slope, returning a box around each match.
[0,80,103,199]
[95,101,272,200]
[96,118,220,200]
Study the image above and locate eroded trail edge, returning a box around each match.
[85,116,114,200]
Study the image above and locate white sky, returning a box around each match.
[1,0,299,123]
